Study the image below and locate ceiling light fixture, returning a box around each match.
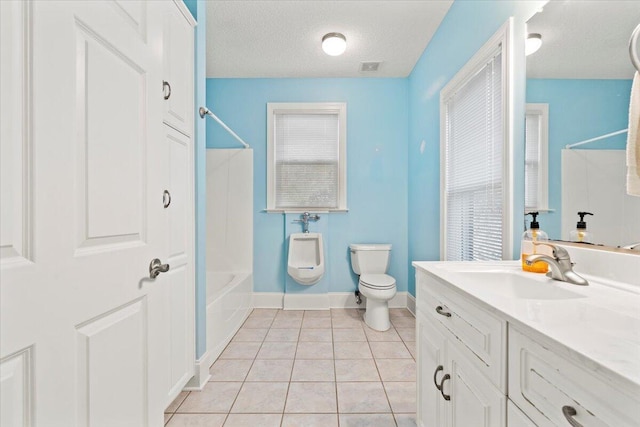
[525,33,542,56]
[322,32,347,56]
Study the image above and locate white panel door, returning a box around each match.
[0,1,171,425]
[162,1,194,135]
[163,126,194,403]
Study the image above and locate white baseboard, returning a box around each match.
[183,351,212,391]
[284,293,330,310]
[253,291,409,309]
[407,292,416,316]
[253,292,284,308]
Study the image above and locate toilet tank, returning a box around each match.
[349,244,392,275]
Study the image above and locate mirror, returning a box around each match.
[525,0,640,248]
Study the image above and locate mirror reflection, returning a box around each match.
[524,0,640,248]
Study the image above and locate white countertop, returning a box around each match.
[412,260,640,392]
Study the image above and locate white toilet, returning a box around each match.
[349,244,397,331]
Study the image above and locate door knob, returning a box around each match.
[149,258,170,279]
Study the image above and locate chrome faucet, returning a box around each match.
[293,212,320,233]
[525,242,589,286]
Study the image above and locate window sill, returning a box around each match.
[263,209,349,214]
[525,207,555,213]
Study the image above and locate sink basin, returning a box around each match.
[460,271,586,300]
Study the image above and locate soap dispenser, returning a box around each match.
[570,212,594,243]
[521,212,549,273]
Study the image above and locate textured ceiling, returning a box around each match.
[206,1,453,78]
[526,0,640,79]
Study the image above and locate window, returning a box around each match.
[525,103,549,211]
[267,103,347,211]
[440,20,512,261]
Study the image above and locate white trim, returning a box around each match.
[263,209,349,214]
[183,351,212,391]
[266,102,347,211]
[253,292,284,308]
[439,18,514,261]
[406,293,416,316]
[253,291,409,309]
[284,293,330,310]
[172,0,197,27]
[525,103,549,211]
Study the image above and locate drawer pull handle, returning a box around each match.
[163,80,172,100]
[562,406,583,427]
[435,306,452,317]
[439,374,451,401]
[433,365,444,390]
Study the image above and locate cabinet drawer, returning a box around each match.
[416,272,507,392]
[509,327,640,427]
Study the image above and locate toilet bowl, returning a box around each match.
[349,244,397,331]
[287,233,325,285]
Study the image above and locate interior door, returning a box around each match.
[1,1,169,425]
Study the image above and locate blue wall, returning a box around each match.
[526,79,633,239]
[406,0,543,295]
[206,78,409,295]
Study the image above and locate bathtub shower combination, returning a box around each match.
[206,149,254,360]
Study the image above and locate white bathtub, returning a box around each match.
[206,271,253,362]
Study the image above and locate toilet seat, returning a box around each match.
[359,274,396,290]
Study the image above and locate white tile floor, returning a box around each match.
[165,308,417,427]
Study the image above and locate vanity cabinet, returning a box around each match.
[509,328,639,427]
[416,273,507,427]
[415,267,640,427]
[508,402,537,427]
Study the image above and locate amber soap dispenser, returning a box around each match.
[520,212,549,273]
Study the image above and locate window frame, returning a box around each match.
[439,19,513,261]
[266,102,347,212]
[525,103,550,211]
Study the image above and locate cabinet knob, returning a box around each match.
[562,406,583,427]
[435,305,452,317]
[439,374,451,401]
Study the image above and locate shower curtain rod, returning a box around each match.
[565,128,628,149]
[199,107,251,149]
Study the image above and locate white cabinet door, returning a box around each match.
[162,0,195,135]
[446,344,506,427]
[507,402,537,427]
[163,126,195,404]
[0,1,169,425]
[417,311,448,427]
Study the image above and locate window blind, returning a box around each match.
[444,51,503,261]
[525,112,541,210]
[274,113,340,209]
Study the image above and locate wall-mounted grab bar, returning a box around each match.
[631,23,640,73]
[199,106,251,149]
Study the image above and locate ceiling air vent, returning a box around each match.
[360,61,381,72]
